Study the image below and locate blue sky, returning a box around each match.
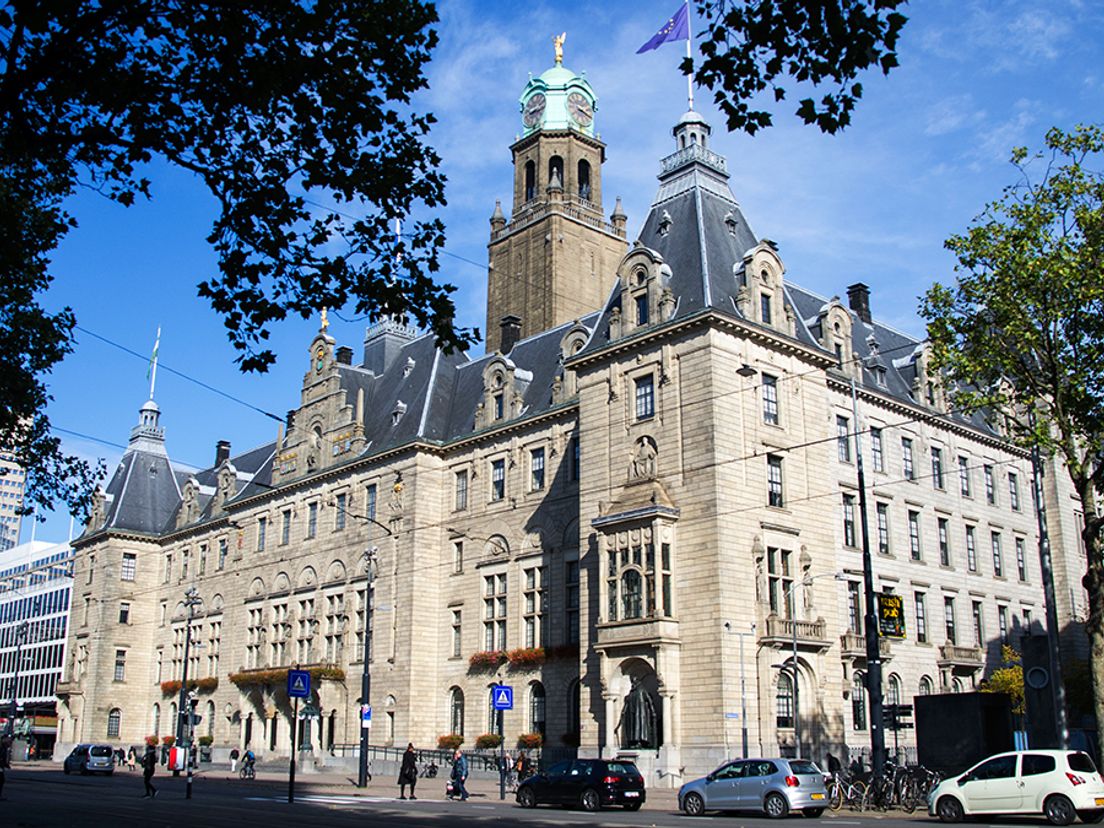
[24,0,1104,544]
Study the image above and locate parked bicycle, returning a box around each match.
[828,772,868,812]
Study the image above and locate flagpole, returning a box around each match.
[685,0,694,111]
[148,326,161,401]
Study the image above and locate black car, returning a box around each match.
[516,758,646,811]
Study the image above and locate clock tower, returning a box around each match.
[486,41,628,352]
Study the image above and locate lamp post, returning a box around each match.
[782,573,845,759]
[4,621,29,738]
[358,546,378,789]
[724,622,755,758]
[175,587,202,798]
[850,377,886,775]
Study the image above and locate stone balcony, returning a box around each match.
[759,615,831,652]
[839,631,893,660]
[594,617,680,651]
[937,643,985,668]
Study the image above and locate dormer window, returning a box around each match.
[391,400,407,426]
[493,393,504,420]
[760,293,773,325]
[635,293,649,326]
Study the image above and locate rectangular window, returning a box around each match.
[1009,472,1020,511]
[908,510,922,560]
[218,538,227,570]
[944,596,957,644]
[1016,537,1027,581]
[998,605,1009,643]
[1023,608,1033,630]
[635,374,655,420]
[181,549,189,581]
[837,416,851,462]
[451,610,462,658]
[307,502,318,539]
[493,392,504,420]
[335,493,347,531]
[164,553,172,584]
[876,502,890,554]
[871,427,884,472]
[984,464,995,504]
[847,581,862,634]
[281,510,291,545]
[767,455,784,507]
[565,560,580,645]
[902,438,915,480]
[842,494,856,547]
[530,447,545,491]
[454,469,469,511]
[938,517,950,567]
[198,543,207,575]
[366,483,378,520]
[257,516,267,552]
[767,547,794,617]
[915,592,928,643]
[762,374,779,424]
[118,602,130,624]
[121,553,136,582]
[959,456,972,496]
[490,458,506,501]
[760,292,772,324]
[635,293,649,325]
[570,436,580,482]
[523,566,545,649]
[114,649,126,682]
[966,526,978,572]
[483,574,507,651]
[991,531,1003,577]
[931,447,944,489]
[453,541,464,574]
[973,601,984,647]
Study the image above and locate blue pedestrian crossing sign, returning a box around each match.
[492,684,513,711]
[287,669,311,698]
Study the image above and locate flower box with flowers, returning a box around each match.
[506,647,545,668]
[468,650,506,670]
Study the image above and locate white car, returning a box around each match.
[929,749,1104,825]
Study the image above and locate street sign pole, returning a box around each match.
[285,668,311,805]
[499,708,505,801]
[289,695,298,804]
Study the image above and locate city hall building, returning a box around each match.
[55,48,1086,783]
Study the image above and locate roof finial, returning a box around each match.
[320,307,329,333]
[553,32,566,65]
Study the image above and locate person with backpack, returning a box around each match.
[141,745,158,798]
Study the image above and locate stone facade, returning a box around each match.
[56,51,1087,786]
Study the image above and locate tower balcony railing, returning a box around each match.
[493,195,623,242]
[660,143,728,176]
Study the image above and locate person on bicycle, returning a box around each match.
[242,748,256,777]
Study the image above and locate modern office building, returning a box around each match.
[0,453,27,551]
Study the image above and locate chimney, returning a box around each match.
[499,314,522,354]
[335,346,353,365]
[847,282,872,324]
[215,440,231,466]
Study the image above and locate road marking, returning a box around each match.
[831,821,862,824]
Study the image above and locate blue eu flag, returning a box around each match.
[637,2,690,54]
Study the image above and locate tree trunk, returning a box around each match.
[1081,511,1104,761]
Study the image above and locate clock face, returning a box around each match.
[567,92,593,127]
[522,93,546,128]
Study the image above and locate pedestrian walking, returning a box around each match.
[141,745,158,798]
[398,742,418,799]
[0,734,12,801]
[229,747,239,774]
[451,748,469,801]
[126,746,137,771]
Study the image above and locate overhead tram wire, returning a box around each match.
[74,325,284,424]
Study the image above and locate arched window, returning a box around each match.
[107,708,121,739]
[170,702,178,734]
[577,160,591,200]
[621,570,643,619]
[449,687,464,736]
[152,703,160,736]
[775,672,794,729]
[852,674,867,730]
[548,155,564,189]
[524,160,536,202]
[529,682,546,735]
[887,674,902,705]
[952,677,964,693]
[918,676,934,696]
[206,701,215,738]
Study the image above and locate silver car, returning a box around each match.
[679,757,829,818]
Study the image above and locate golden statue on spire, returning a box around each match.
[320,307,329,333]
[553,32,566,65]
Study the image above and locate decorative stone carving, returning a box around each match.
[629,436,658,481]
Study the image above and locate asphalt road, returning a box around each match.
[0,765,1062,828]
